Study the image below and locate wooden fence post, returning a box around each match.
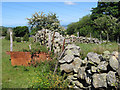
[48,32,51,52]
[118,44,120,52]
[100,34,102,43]
[51,31,55,51]
[43,29,46,45]
[72,36,73,43]
[77,32,79,37]
[35,35,37,42]
[29,44,31,50]
[9,28,13,51]
[62,38,65,52]
[52,31,55,44]
[107,33,109,43]
[90,33,92,43]
[117,37,119,44]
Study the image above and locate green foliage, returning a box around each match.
[5,32,15,41]
[66,22,77,35]
[28,60,68,88]
[5,33,10,40]
[13,26,29,37]
[2,39,118,88]
[1,26,8,36]
[91,2,120,20]
[15,37,21,42]
[27,12,61,32]
[58,26,66,36]
[66,2,120,42]
[23,33,29,41]
[31,42,48,53]
[76,42,118,59]
[90,1,120,41]
[22,42,48,55]
[94,15,119,41]
[30,28,38,35]
[66,15,95,37]
[29,71,68,88]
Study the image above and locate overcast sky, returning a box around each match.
[2,2,97,27]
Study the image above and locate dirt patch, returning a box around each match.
[6,51,51,66]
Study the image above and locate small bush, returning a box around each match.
[22,49,30,52]
[28,60,69,88]
[5,33,10,40]
[23,33,29,41]
[29,72,69,88]
[5,32,15,41]
[40,45,48,53]
[21,42,48,55]
[16,37,21,42]
[30,43,48,54]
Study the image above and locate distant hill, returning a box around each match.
[0,26,14,29]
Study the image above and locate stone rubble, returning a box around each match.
[59,44,119,89]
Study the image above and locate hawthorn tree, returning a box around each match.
[27,12,61,32]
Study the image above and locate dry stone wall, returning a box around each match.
[34,30,119,89]
[34,29,65,54]
[59,44,119,89]
[34,30,103,54]
[66,36,102,44]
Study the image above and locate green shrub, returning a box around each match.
[1,26,7,36]
[40,45,48,53]
[5,32,15,41]
[22,48,30,52]
[28,60,69,88]
[23,33,29,41]
[5,33,10,40]
[13,26,29,37]
[21,42,48,55]
[16,37,21,42]
[29,71,69,88]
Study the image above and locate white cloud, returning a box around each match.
[64,1,76,5]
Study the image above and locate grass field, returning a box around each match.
[2,38,119,88]
[2,39,36,88]
[76,42,118,59]
[2,38,67,88]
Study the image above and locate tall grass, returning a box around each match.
[76,42,118,59]
[2,38,68,88]
[2,38,118,88]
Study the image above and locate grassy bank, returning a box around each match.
[76,42,118,59]
[2,39,34,88]
[2,39,68,88]
[2,38,118,88]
